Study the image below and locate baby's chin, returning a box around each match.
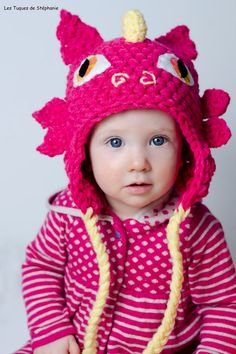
[125,189,173,206]
[105,198,158,220]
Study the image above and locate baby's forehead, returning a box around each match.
[93,109,179,134]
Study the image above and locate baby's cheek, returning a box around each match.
[166,148,182,169]
[156,154,181,187]
[92,164,118,193]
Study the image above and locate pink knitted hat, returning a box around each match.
[33,9,231,215]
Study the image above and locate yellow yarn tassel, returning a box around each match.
[81,208,110,354]
[142,205,190,354]
[122,10,147,42]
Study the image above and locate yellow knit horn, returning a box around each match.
[122,9,147,42]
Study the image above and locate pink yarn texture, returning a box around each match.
[33,9,231,214]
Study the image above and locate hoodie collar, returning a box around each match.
[48,188,178,226]
[122,194,178,226]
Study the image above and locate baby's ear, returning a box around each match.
[56,9,104,65]
[155,25,198,61]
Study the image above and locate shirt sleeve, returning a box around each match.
[21,210,76,349]
[187,204,236,354]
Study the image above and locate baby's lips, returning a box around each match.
[127,181,152,186]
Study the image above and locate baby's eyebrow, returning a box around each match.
[96,126,177,140]
[100,128,174,134]
[148,128,176,134]
[98,128,125,136]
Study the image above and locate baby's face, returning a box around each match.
[88,109,183,219]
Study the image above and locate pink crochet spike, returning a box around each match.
[156,25,198,61]
[56,9,104,65]
[33,98,70,156]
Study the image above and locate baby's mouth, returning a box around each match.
[125,183,152,194]
[128,183,151,186]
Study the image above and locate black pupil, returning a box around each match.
[79,58,90,77]
[177,59,188,78]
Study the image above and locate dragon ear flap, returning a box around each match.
[56,9,104,65]
[156,25,197,61]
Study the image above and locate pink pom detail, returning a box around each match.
[33,98,70,156]
[201,89,231,148]
[202,117,231,148]
[202,89,230,117]
[155,25,198,61]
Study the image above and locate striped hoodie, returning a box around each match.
[16,189,236,353]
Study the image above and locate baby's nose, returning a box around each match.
[128,149,151,172]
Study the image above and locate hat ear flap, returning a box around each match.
[155,25,197,61]
[56,9,104,65]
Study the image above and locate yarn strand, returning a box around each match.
[81,207,111,354]
[142,205,190,354]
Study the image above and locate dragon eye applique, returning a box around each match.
[73,54,111,87]
[157,53,194,86]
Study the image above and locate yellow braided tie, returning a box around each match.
[122,10,147,42]
[81,205,189,353]
[81,208,110,354]
[142,205,190,354]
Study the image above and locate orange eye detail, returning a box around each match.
[157,53,194,86]
[170,57,191,84]
[73,55,111,87]
[75,56,97,82]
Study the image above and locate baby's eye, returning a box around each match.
[150,136,167,146]
[157,53,194,86]
[107,138,123,148]
[73,54,111,87]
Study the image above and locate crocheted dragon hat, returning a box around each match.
[34,9,231,354]
[34,9,231,215]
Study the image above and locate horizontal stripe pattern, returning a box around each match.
[105,291,201,353]
[20,211,76,350]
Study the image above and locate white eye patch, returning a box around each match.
[157,53,194,86]
[73,54,111,87]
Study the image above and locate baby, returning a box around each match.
[16,9,236,354]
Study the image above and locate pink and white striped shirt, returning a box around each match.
[16,189,236,353]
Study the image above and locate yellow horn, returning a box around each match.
[122,10,147,43]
